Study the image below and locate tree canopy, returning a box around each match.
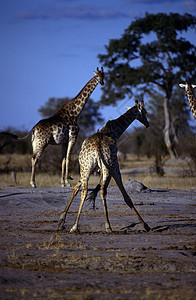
[98,12,196,158]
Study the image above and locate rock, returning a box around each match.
[124,179,149,192]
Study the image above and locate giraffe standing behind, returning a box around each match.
[4,68,104,187]
[57,100,151,233]
[179,80,196,121]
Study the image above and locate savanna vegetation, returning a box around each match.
[0,13,196,189]
[1,13,196,300]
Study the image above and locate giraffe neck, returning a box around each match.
[186,85,196,120]
[59,76,100,118]
[100,106,139,140]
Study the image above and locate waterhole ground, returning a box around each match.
[0,185,195,299]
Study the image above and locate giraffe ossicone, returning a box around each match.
[57,100,151,233]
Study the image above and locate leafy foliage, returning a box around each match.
[98,12,196,158]
[99,13,196,104]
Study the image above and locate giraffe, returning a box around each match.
[4,68,104,188]
[57,100,151,233]
[179,80,196,121]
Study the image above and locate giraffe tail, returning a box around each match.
[17,128,35,140]
[87,184,101,209]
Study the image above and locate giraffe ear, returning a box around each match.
[126,106,131,110]
[179,83,185,88]
[191,84,196,89]
[94,71,97,76]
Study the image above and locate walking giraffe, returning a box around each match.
[57,100,151,233]
[4,68,104,187]
[179,80,196,121]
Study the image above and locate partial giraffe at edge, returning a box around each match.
[1,67,104,188]
[179,80,196,121]
[57,100,151,233]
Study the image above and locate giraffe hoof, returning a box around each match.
[57,219,65,231]
[70,225,79,233]
[57,225,64,231]
[30,182,36,188]
[106,227,113,233]
[144,223,151,232]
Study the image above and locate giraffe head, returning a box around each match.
[126,100,149,128]
[179,80,196,92]
[94,67,104,86]
[179,80,196,121]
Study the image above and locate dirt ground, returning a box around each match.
[0,184,196,299]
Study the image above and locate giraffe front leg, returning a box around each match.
[111,167,151,232]
[61,151,73,187]
[57,181,81,230]
[61,131,77,187]
[61,157,67,187]
[61,142,68,187]
[70,182,88,233]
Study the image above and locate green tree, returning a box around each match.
[98,13,196,158]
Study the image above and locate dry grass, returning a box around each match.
[0,154,195,190]
[121,174,196,190]
[0,154,31,171]
[0,171,196,190]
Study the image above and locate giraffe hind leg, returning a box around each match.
[70,182,88,233]
[30,161,36,188]
[30,152,42,188]
[30,133,46,188]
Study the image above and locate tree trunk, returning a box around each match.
[163,97,178,159]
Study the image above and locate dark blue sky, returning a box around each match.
[1,0,196,132]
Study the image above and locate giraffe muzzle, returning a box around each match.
[145,121,150,128]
